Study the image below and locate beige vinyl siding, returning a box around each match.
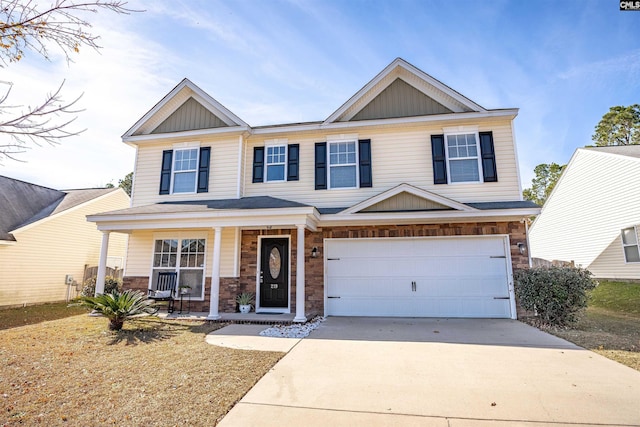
[588,229,640,279]
[529,149,640,278]
[125,227,238,282]
[243,118,521,207]
[0,190,129,307]
[131,136,240,207]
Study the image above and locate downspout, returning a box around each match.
[236,134,243,199]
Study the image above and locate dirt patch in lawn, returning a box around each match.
[0,315,283,426]
[0,302,88,330]
[533,307,640,371]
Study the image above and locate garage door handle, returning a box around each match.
[328,296,341,299]
[490,256,506,259]
[327,258,341,261]
[493,297,510,300]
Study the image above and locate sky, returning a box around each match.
[2,0,639,191]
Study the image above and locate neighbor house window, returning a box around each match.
[172,148,199,193]
[621,227,640,263]
[445,133,481,183]
[328,141,357,188]
[152,238,206,299]
[265,145,286,181]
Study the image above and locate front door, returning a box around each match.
[259,238,289,309]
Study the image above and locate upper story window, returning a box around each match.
[173,148,199,193]
[266,145,286,182]
[159,146,210,195]
[621,227,640,263]
[446,133,481,183]
[431,130,497,185]
[252,141,299,183]
[329,141,358,189]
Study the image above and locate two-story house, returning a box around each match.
[88,58,539,321]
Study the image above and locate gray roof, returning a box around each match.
[0,175,117,241]
[585,145,640,159]
[319,200,539,214]
[465,200,540,210]
[95,196,311,216]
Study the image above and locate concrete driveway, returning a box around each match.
[218,318,640,426]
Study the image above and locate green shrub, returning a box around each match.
[77,290,157,331]
[514,267,598,326]
[81,275,122,297]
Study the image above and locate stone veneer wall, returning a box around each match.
[124,221,530,317]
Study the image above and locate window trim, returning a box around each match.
[621,226,640,264]
[327,140,359,190]
[170,147,200,194]
[444,131,483,184]
[150,233,207,301]
[264,144,287,183]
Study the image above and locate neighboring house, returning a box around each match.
[88,58,539,320]
[529,145,640,280]
[0,176,130,307]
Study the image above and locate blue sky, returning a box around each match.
[2,0,639,191]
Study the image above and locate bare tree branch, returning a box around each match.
[0,0,138,163]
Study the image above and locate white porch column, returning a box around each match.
[95,231,110,296]
[207,227,223,320]
[294,224,307,322]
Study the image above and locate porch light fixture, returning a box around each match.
[311,246,319,258]
[517,242,527,255]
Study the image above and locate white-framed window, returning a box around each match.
[621,227,640,263]
[445,133,482,183]
[328,141,358,189]
[265,145,286,182]
[172,148,199,193]
[151,238,206,299]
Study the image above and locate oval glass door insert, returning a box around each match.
[269,247,281,279]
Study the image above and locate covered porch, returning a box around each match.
[86,197,321,323]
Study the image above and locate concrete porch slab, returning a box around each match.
[205,324,300,352]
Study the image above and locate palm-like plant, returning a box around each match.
[78,290,157,331]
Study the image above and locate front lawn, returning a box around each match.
[0,314,283,426]
[0,302,88,330]
[542,280,640,371]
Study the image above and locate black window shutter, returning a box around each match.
[252,147,265,183]
[479,131,498,182]
[159,150,173,194]
[431,135,447,184]
[287,144,299,181]
[197,147,211,193]
[314,142,327,190]
[358,139,372,188]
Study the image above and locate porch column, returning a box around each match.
[207,226,223,320]
[95,231,110,296]
[294,224,307,322]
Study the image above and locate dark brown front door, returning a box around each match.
[259,238,289,308]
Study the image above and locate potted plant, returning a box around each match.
[236,292,255,314]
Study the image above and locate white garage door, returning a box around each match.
[325,236,514,318]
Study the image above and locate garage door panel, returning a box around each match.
[325,237,513,318]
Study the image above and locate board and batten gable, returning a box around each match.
[529,148,640,278]
[0,189,129,307]
[243,117,521,208]
[131,135,242,208]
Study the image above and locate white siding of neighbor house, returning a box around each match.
[588,228,640,279]
[125,227,238,281]
[0,190,129,307]
[242,118,521,207]
[131,136,240,207]
[529,149,640,279]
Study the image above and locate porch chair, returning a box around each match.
[148,272,177,313]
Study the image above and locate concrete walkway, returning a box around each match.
[217,317,640,426]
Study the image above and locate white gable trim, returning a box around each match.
[341,183,476,214]
[122,78,248,139]
[324,58,486,124]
